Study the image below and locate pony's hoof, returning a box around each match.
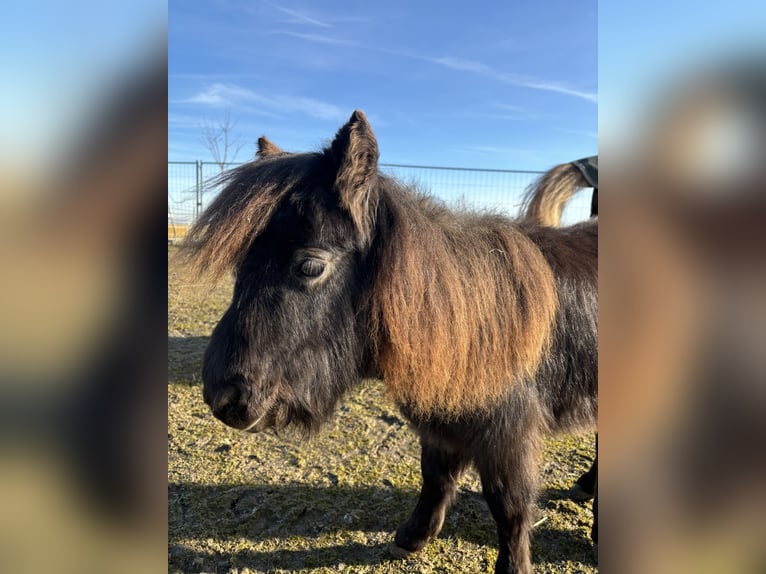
[568,483,594,502]
[389,542,417,559]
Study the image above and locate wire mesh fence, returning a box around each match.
[168,161,592,242]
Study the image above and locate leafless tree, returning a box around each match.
[199,108,245,173]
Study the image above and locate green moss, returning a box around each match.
[169,249,597,573]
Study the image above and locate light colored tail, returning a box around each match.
[522,162,591,227]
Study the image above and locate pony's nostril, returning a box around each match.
[211,383,241,414]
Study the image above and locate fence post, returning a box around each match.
[195,160,202,220]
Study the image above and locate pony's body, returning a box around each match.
[396,214,598,432]
[390,211,597,574]
[185,111,597,574]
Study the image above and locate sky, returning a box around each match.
[169,1,597,170]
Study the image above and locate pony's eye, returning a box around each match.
[299,258,325,278]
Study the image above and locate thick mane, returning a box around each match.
[181,153,321,281]
[370,177,559,418]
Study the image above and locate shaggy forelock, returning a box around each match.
[180,153,324,281]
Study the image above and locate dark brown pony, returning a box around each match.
[183,111,597,574]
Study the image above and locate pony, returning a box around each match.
[183,111,597,574]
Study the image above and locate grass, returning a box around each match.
[168,247,597,573]
[169,224,190,243]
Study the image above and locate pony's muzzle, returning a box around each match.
[203,377,254,430]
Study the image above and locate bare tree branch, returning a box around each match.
[199,108,245,174]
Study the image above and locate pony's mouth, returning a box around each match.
[242,392,289,433]
[241,410,270,432]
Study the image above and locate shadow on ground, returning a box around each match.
[168,336,209,384]
[169,481,595,572]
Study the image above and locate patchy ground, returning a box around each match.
[168,248,597,573]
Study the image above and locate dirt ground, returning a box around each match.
[168,248,597,573]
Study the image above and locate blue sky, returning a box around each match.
[169,1,596,169]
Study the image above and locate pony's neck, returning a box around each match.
[365,174,559,418]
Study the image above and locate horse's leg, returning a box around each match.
[476,433,540,574]
[393,437,469,556]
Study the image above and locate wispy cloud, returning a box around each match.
[491,102,531,115]
[553,127,598,139]
[169,72,264,81]
[431,56,493,75]
[181,82,347,121]
[267,30,353,45]
[279,96,347,121]
[427,56,597,104]
[520,80,598,103]
[462,102,538,121]
[263,40,595,104]
[460,144,542,156]
[184,83,255,106]
[452,109,536,123]
[261,1,331,28]
[168,113,205,127]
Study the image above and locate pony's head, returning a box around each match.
[185,110,381,432]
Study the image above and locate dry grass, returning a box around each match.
[168,247,597,573]
[169,224,190,243]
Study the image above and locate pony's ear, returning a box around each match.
[327,110,379,242]
[256,136,283,159]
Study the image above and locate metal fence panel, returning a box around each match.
[168,161,592,242]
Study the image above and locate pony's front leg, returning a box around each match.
[392,437,469,556]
